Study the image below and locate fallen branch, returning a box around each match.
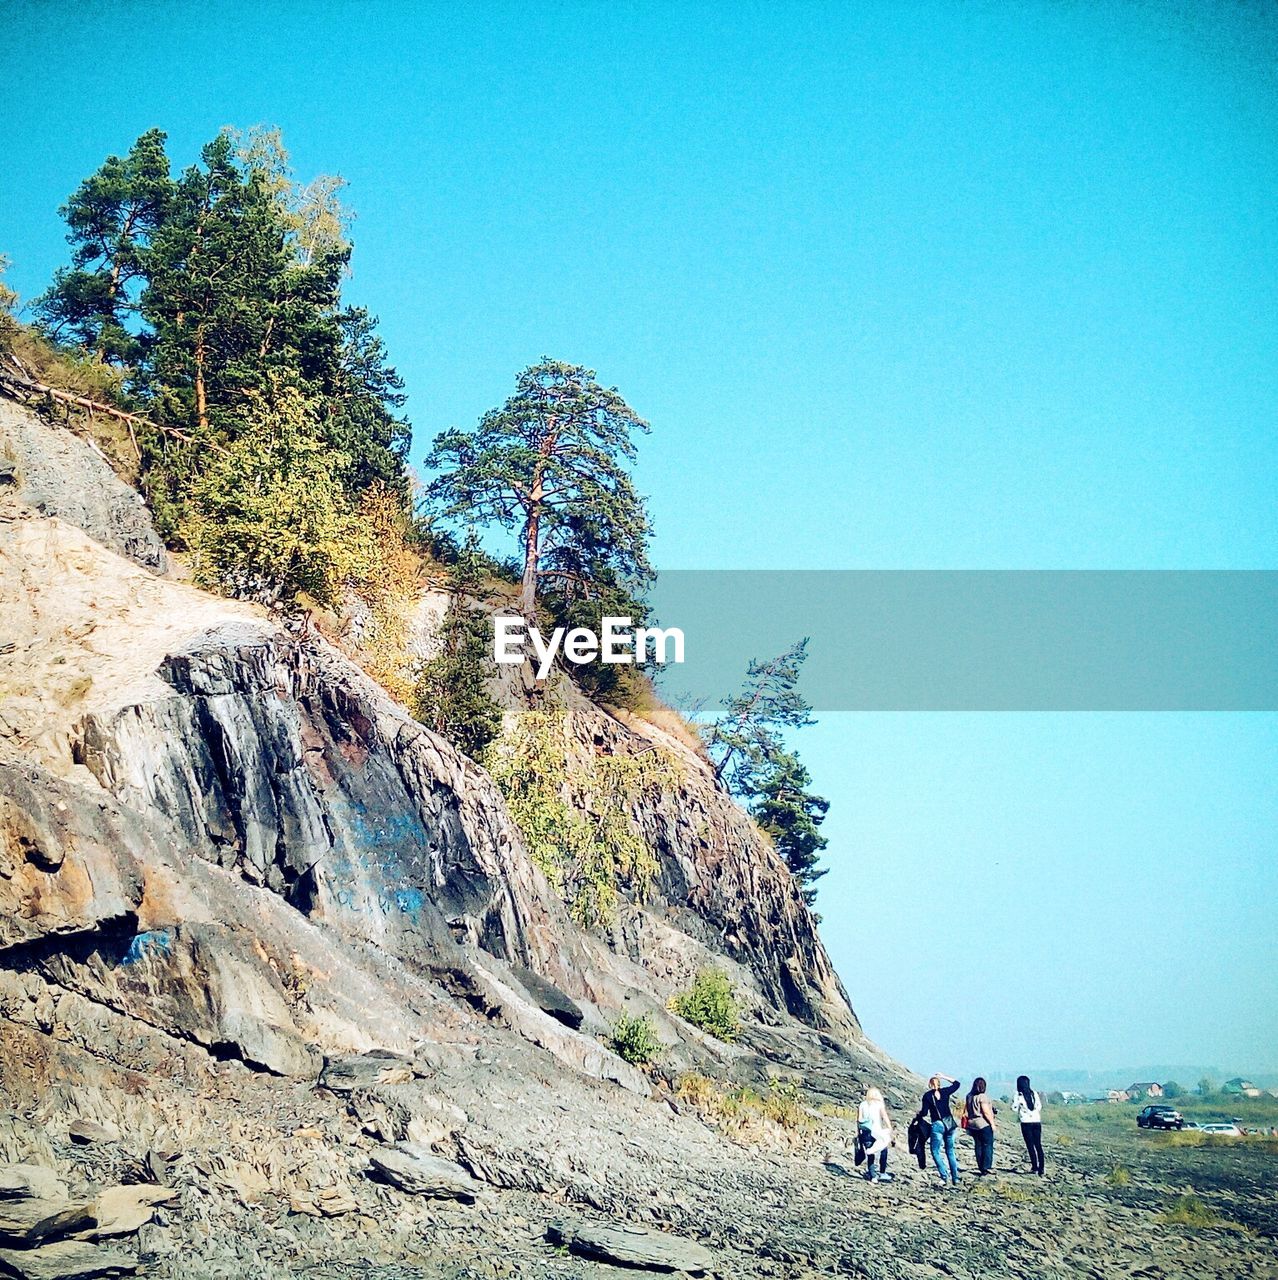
[0,355,226,455]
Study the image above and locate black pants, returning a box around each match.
[971,1124,995,1173]
[862,1146,887,1177]
[1021,1122,1044,1174]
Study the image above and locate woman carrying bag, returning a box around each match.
[856,1087,894,1182]
[921,1073,962,1185]
[966,1077,997,1174]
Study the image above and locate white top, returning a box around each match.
[1012,1090,1042,1124]
[858,1098,891,1139]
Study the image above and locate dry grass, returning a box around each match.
[816,1102,859,1122]
[607,682,708,757]
[1,319,141,482]
[55,674,94,708]
[1159,1193,1249,1233]
[675,1073,813,1150]
[969,1179,1044,1205]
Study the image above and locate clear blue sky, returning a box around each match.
[3,0,1276,1075]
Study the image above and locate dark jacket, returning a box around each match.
[906,1113,929,1168]
[920,1081,961,1124]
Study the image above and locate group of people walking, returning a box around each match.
[854,1074,1046,1185]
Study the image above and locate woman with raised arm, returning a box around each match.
[1012,1075,1045,1175]
[920,1073,962,1186]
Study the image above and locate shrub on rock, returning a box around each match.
[670,968,740,1042]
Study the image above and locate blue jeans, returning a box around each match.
[930,1120,960,1182]
[972,1123,995,1173]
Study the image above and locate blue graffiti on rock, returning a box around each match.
[121,929,174,966]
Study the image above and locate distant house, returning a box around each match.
[1126,1082,1163,1099]
[1223,1078,1262,1098]
[1106,1089,1131,1103]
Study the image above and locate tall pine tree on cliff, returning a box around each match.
[34,129,173,365]
[750,750,829,907]
[706,639,815,796]
[425,359,652,622]
[706,639,832,905]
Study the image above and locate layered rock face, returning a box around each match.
[0,400,910,1277]
[0,401,164,573]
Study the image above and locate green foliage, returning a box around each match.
[704,640,830,904]
[34,128,172,364]
[1106,1164,1132,1187]
[1159,1194,1240,1230]
[139,133,345,531]
[426,358,652,621]
[188,383,370,606]
[226,124,353,267]
[609,1012,660,1066]
[706,640,815,796]
[750,749,829,906]
[1162,1080,1183,1099]
[483,700,677,928]
[326,305,410,492]
[36,127,409,543]
[669,968,740,1042]
[413,532,503,759]
[540,571,653,706]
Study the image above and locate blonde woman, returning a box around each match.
[857,1087,893,1182]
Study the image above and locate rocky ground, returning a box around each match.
[2,397,1273,1280]
[1,1044,1274,1280]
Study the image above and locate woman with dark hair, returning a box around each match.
[966,1077,997,1174]
[1012,1075,1045,1175]
[921,1074,962,1185]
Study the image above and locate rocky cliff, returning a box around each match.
[0,400,912,1279]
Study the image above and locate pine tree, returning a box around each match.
[426,359,652,620]
[325,306,410,493]
[750,750,829,906]
[705,639,815,798]
[187,383,370,607]
[141,133,291,435]
[413,533,504,759]
[34,129,172,364]
[706,640,833,906]
[138,133,353,533]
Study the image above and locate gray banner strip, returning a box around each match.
[646,571,1278,711]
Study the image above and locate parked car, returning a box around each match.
[1137,1104,1184,1130]
[1200,1122,1243,1136]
